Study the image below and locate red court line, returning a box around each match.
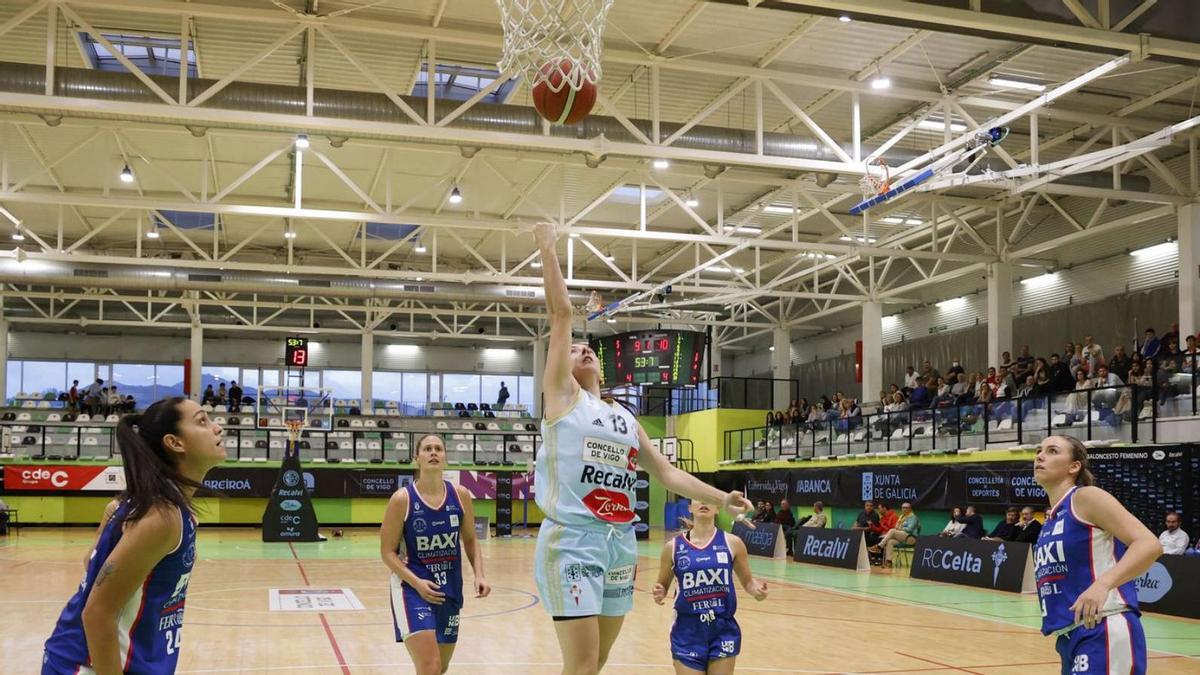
[895,651,986,675]
[288,543,351,675]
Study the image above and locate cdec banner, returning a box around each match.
[909,536,1035,594]
[3,465,125,492]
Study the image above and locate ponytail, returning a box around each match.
[116,397,202,522]
[1059,434,1096,487]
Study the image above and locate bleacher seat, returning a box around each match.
[21,401,35,408]
[46,413,61,422]
[214,404,228,413]
[269,440,283,449]
[37,401,51,409]
[455,442,470,453]
[75,414,90,422]
[106,415,119,423]
[462,422,473,430]
[435,421,448,430]
[368,441,381,451]
[83,437,98,447]
[202,404,214,412]
[364,419,377,428]
[487,422,500,431]
[224,439,238,450]
[214,417,227,426]
[339,440,352,451]
[240,439,255,449]
[350,419,364,428]
[16,412,31,422]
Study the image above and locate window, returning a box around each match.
[429,375,441,406]
[373,371,404,403]
[322,369,362,400]
[402,372,427,415]
[241,368,260,401]
[111,363,156,405]
[80,33,198,78]
[412,63,518,103]
[67,362,95,392]
[7,360,21,399]
[518,375,535,409]
[23,360,66,395]
[480,375,508,408]
[442,373,479,405]
[202,366,239,389]
[156,365,185,400]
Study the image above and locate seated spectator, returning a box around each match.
[202,384,216,406]
[1086,344,1105,376]
[950,373,972,400]
[870,502,920,568]
[802,501,827,528]
[946,358,965,383]
[1182,336,1199,374]
[762,501,777,523]
[107,385,121,415]
[216,382,228,404]
[909,378,932,409]
[1016,375,1034,399]
[123,395,136,413]
[836,398,861,431]
[983,507,1020,541]
[1140,327,1160,360]
[939,507,967,537]
[994,366,1016,398]
[777,499,798,554]
[228,381,243,412]
[806,403,825,430]
[852,501,881,546]
[932,377,954,407]
[1031,369,1054,398]
[1112,362,1146,419]
[1049,353,1074,393]
[1014,345,1035,380]
[1161,322,1180,350]
[1013,506,1042,544]
[984,366,999,392]
[999,350,1015,372]
[872,502,898,545]
[1092,364,1123,389]
[751,501,769,523]
[956,505,985,539]
[1159,512,1190,555]
[1069,345,1085,377]
[1064,368,1092,416]
[1108,346,1132,382]
[903,366,918,392]
[765,411,776,427]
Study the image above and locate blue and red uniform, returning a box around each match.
[1035,486,1146,675]
[43,500,197,674]
[670,529,741,671]
[390,480,464,644]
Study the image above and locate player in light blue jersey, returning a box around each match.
[653,501,768,674]
[1033,436,1161,675]
[381,434,489,675]
[43,398,225,674]
[532,221,755,675]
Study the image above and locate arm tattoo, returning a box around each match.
[95,561,116,587]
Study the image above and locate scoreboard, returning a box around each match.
[285,337,309,368]
[590,330,705,386]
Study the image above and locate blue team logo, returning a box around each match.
[283,470,301,487]
[677,555,691,571]
[411,517,428,534]
[182,542,196,569]
[861,472,874,500]
[991,544,1008,586]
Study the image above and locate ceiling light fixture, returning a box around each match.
[119,165,134,183]
[988,76,1047,93]
[414,239,427,253]
[917,119,968,133]
[685,195,700,208]
[448,186,463,204]
[838,15,852,23]
[295,134,310,149]
[145,223,160,239]
[652,158,669,170]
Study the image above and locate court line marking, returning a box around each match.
[895,651,985,675]
[176,660,853,673]
[289,542,352,675]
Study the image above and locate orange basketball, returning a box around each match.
[532,60,597,126]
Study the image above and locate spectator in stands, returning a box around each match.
[873,502,898,542]
[853,501,881,546]
[946,358,965,384]
[903,366,918,392]
[107,386,121,416]
[1015,345,1035,381]
[939,507,966,537]
[996,366,1018,398]
[1159,512,1190,555]
[838,398,862,431]
[83,378,103,414]
[202,384,215,406]
[1156,341,1183,404]
[1085,344,1105,376]
[951,372,973,401]
[1182,336,1199,374]
[1069,344,1086,377]
[984,507,1020,541]
[909,378,932,409]
[765,411,776,426]
[1064,368,1092,417]
[805,402,825,430]
[1049,353,1074,393]
[1108,346,1132,382]
[1092,364,1123,389]
[68,380,80,412]
[933,377,954,407]
[1141,327,1161,359]
[956,505,985,539]
[1112,362,1144,420]
[497,381,510,409]
[215,383,227,405]
[763,501,778,523]
[123,395,135,413]
[871,502,920,568]
[777,499,797,553]
[1017,375,1035,399]
[1031,369,1054,399]
[919,360,940,383]
[1161,323,1180,349]
[1083,334,1102,357]
[98,387,109,415]
[803,501,827,528]
[1014,506,1043,543]
[751,501,767,522]
[228,381,243,412]
[984,366,999,392]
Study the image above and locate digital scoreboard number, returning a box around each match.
[285,337,309,368]
[590,330,705,387]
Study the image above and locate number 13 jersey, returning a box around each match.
[535,388,643,527]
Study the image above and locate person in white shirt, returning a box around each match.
[1159,511,1190,555]
[903,366,919,391]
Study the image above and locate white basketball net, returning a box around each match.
[495,0,614,93]
[859,157,891,199]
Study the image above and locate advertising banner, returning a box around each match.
[261,450,320,542]
[733,521,786,559]
[1133,555,1200,620]
[495,471,513,536]
[3,465,125,492]
[909,536,1035,593]
[792,528,870,572]
[634,471,651,540]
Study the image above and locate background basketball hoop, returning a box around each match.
[495,0,614,124]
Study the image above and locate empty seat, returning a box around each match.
[106,415,119,423]
[214,417,227,426]
[368,441,381,451]
[997,419,1014,431]
[37,401,51,409]
[224,438,238,449]
[16,412,31,422]
[202,404,214,412]
[462,422,474,430]
[76,414,90,422]
[214,404,228,413]
[46,413,62,422]
[269,440,283,449]
[339,441,352,451]
[364,419,377,428]
[83,437,98,446]
[240,439,255,449]
[435,421,448,430]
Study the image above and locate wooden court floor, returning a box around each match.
[2,527,1198,674]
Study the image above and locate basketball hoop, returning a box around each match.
[859,157,891,199]
[285,419,304,444]
[495,0,614,93]
[585,290,603,313]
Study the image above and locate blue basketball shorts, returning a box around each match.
[534,520,638,617]
[1055,612,1146,675]
[389,574,461,644]
[670,612,741,672]
[41,651,95,675]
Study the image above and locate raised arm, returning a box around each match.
[533,222,580,420]
[455,485,491,598]
[635,425,754,522]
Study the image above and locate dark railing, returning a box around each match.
[721,378,1193,461]
[608,377,800,416]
